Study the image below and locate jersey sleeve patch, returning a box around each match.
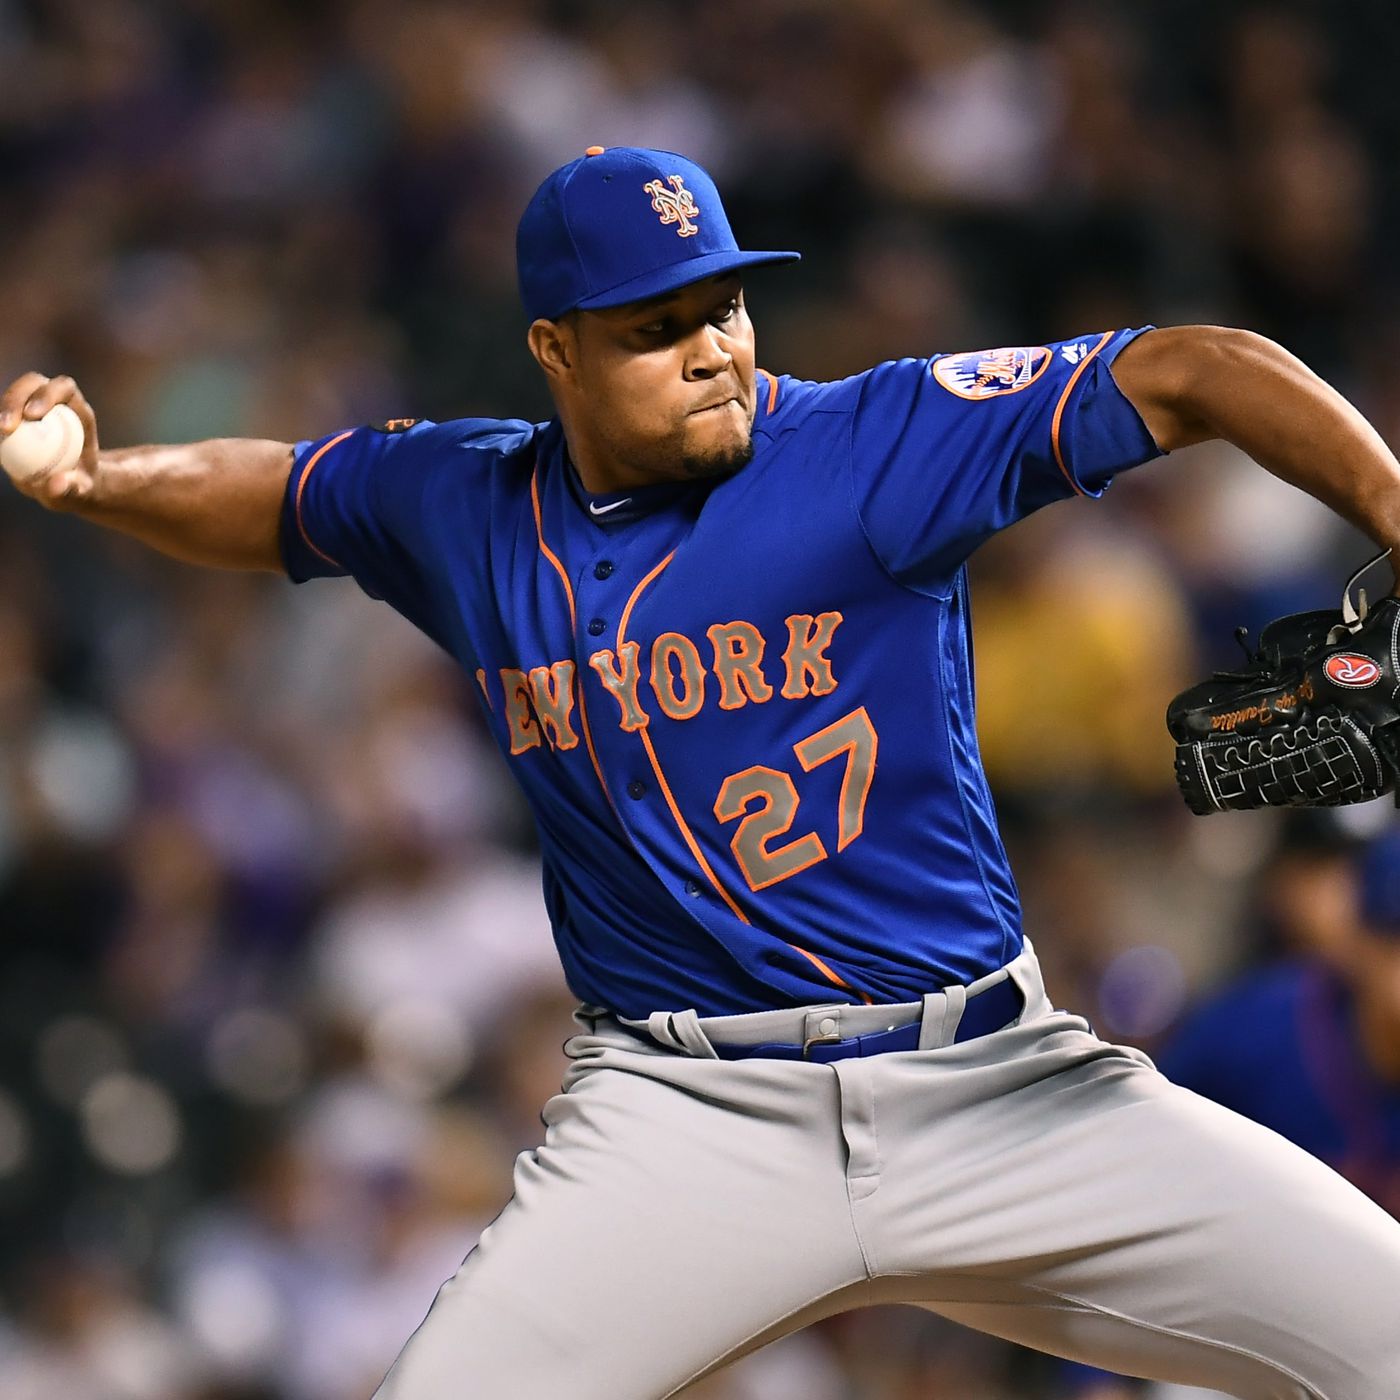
[931,346,1051,400]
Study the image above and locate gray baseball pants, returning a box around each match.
[374,942,1400,1399]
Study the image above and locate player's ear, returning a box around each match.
[528,316,578,383]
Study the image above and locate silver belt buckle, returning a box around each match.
[801,1009,844,1058]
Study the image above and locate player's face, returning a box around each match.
[547,275,758,489]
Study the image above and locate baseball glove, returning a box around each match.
[1167,549,1400,814]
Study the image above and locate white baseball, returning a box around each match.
[0,402,86,484]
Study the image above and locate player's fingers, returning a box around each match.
[58,381,100,459]
[0,372,52,433]
[22,374,80,420]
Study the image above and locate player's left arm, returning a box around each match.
[1111,326,1400,589]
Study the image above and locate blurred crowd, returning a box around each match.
[2,0,1399,1396]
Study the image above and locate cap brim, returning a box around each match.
[574,249,800,314]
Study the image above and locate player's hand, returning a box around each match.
[0,371,101,507]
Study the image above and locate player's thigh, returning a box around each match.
[887,1040,1400,1399]
[1033,1074,1400,1398]
[374,1048,867,1400]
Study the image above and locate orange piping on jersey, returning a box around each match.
[530,464,614,810]
[1049,331,1114,498]
[636,725,754,925]
[756,368,779,416]
[617,552,753,926]
[619,549,676,642]
[788,942,870,1002]
[530,465,575,622]
[294,430,354,569]
[616,552,871,1004]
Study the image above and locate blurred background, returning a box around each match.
[2,1,1400,1397]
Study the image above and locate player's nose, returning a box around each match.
[684,324,733,379]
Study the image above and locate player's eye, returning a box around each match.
[712,299,739,325]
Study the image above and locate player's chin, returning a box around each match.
[676,417,754,481]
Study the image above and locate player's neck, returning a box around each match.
[561,428,674,497]
[558,421,637,496]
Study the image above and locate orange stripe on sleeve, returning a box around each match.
[529,464,615,811]
[294,430,354,570]
[1049,331,1115,497]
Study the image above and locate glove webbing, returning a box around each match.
[1175,712,1389,815]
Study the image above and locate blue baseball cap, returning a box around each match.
[516,146,800,322]
[1359,829,1400,934]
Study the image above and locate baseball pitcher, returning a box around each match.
[5,147,1400,1399]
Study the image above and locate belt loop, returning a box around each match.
[648,1009,719,1059]
[919,983,967,1050]
[1007,938,1053,1024]
[802,1009,843,1057]
[645,1011,682,1050]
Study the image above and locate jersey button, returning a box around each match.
[587,617,607,636]
[593,560,614,580]
[627,780,647,799]
[684,879,701,897]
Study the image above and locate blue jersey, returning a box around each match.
[280,330,1162,1018]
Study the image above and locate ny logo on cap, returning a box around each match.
[644,175,700,237]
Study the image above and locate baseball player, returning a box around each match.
[6,146,1400,1399]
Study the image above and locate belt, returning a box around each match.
[631,972,1025,1064]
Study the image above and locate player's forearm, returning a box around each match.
[1115,326,1400,586]
[66,439,294,572]
[2,372,295,572]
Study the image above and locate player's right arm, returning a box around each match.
[1,372,291,572]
